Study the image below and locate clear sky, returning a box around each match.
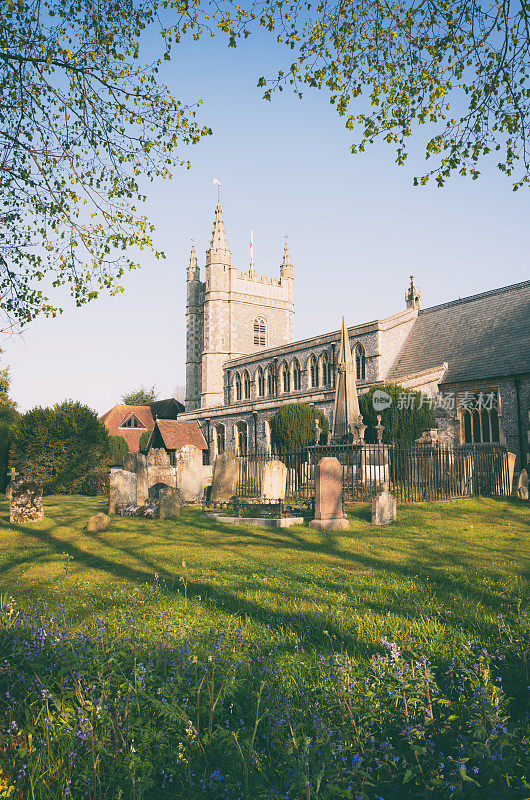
[3,31,529,415]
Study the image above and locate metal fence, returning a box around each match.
[235,443,510,503]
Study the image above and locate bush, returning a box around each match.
[108,435,129,465]
[139,429,153,453]
[359,384,437,444]
[269,403,329,452]
[10,400,110,493]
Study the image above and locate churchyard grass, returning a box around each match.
[0,496,528,799]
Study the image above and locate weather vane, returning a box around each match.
[213,178,221,204]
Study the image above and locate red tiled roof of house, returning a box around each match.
[99,404,155,452]
[155,420,207,451]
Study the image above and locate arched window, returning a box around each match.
[243,371,251,400]
[461,399,500,444]
[321,352,331,387]
[235,372,242,402]
[257,367,265,397]
[215,425,225,455]
[236,421,247,456]
[253,317,267,348]
[267,367,275,396]
[281,362,290,393]
[355,343,366,381]
[292,358,301,391]
[309,355,319,388]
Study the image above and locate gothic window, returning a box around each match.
[281,362,290,393]
[266,367,275,396]
[321,352,331,387]
[120,414,146,429]
[235,372,242,402]
[253,317,267,348]
[309,355,319,388]
[236,421,248,456]
[257,367,265,397]
[292,358,301,391]
[355,343,366,381]
[243,371,251,400]
[215,425,225,455]
[461,398,500,444]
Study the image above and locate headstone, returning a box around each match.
[9,477,44,523]
[159,486,180,519]
[517,468,529,500]
[261,459,287,501]
[372,482,397,525]
[175,445,204,503]
[109,468,138,514]
[309,457,348,530]
[123,452,149,505]
[211,452,239,502]
[361,447,389,485]
[507,452,517,495]
[146,448,175,494]
[86,513,111,532]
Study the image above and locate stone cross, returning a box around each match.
[8,467,18,482]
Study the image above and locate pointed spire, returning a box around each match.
[209,204,229,252]
[280,240,293,278]
[187,244,199,281]
[332,317,361,441]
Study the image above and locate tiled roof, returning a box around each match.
[389,280,530,384]
[99,404,156,452]
[155,420,207,451]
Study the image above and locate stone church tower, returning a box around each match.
[185,204,295,410]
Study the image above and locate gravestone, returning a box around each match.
[517,468,529,500]
[372,482,397,525]
[211,453,239,502]
[309,457,348,530]
[175,445,204,504]
[261,459,287,501]
[147,448,175,494]
[86,513,111,532]
[9,477,44,523]
[108,468,138,514]
[123,452,149,505]
[361,447,389,485]
[159,486,180,519]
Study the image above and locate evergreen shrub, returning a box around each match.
[108,435,129,465]
[269,403,329,452]
[11,400,110,493]
[139,430,153,453]
[359,384,437,444]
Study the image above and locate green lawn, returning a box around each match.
[0,495,529,799]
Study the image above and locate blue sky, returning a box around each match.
[3,30,529,414]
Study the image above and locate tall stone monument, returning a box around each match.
[332,317,363,443]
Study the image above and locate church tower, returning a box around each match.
[185,244,204,411]
[186,203,295,411]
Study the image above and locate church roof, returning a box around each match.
[388,280,530,384]
[154,419,207,451]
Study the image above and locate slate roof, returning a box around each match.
[389,280,530,385]
[150,398,185,419]
[154,420,207,451]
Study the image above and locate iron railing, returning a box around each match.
[234,443,510,503]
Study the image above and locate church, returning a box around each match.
[178,204,530,471]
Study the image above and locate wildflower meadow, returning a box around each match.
[0,496,528,799]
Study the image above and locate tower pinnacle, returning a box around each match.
[280,240,293,278]
[209,204,229,253]
[187,244,199,282]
